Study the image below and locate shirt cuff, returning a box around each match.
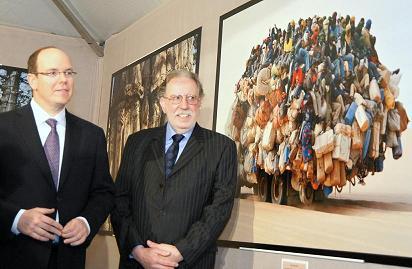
[76,216,90,235]
[11,209,25,235]
[129,245,144,259]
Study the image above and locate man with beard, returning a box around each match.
[112,69,237,269]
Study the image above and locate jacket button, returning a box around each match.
[159,209,166,216]
[159,183,164,189]
[56,196,62,202]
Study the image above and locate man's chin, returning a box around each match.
[54,96,72,105]
[173,122,195,132]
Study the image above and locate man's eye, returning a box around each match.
[49,71,58,77]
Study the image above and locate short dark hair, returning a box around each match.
[163,69,204,97]
[27,46,58,74]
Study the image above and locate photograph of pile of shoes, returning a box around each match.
[228,12,409,205]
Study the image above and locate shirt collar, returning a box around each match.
[165,122,194,142]
[30,99,66,127]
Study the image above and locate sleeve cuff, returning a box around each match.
[129,244,144,259]
[76,216,91,235]
[11,209,25,235]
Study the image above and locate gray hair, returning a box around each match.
[162,69,204,98]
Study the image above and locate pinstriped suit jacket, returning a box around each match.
[112,123,237,269]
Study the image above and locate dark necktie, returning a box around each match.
[44,119,60,190]
[165,134,184,178]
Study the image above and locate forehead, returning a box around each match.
[165,76,199,95]
[37,48,72,70]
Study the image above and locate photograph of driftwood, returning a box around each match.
[0,65,31,113]
[214,0,412,265]
[106,28,201,180]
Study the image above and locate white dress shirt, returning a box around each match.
[11,100,89,236]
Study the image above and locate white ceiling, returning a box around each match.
[0,0,169,44]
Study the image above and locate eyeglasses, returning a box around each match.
[162,94,199,105]
[34,70,77,78]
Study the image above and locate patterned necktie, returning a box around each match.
[44,119,60,190]
[165,134,184,178]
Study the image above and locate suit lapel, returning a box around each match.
[151,125,166,178]
[58,111,78,191]
[15,105,55,189]
[169,123,203,178]
[151,123,204,179]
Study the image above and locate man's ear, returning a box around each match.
[27,73,37,91]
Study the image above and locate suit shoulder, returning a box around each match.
[126,126,162,143]
[0,106,27,125]
[0,109,16,121]
[0,105,26,118]
[200,126,235,145]
[67,112,104,134]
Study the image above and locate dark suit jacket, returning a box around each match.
[112,123,237,269]
[0,105,115,269]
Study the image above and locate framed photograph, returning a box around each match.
[101,28,202,234]
[0,65,31,113]
[214,0,412,266]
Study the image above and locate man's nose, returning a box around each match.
[58,72,68,82]
[179,97,189,108]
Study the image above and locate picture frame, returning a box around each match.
[0,65,31,113]
[213,0,412,266]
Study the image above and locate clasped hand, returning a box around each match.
[132,240,183,269]
[17,207,89,246]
